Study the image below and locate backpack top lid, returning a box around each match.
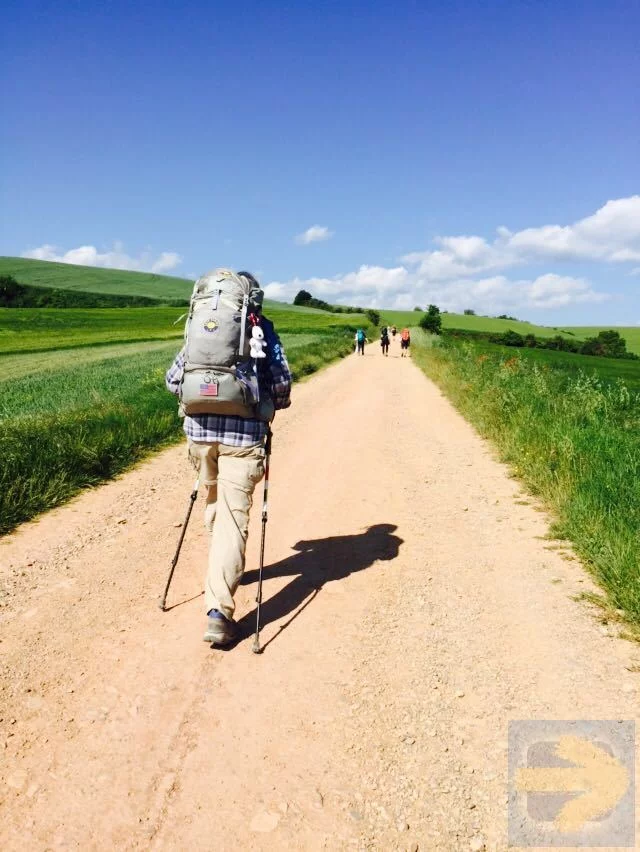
[193,267,264,309]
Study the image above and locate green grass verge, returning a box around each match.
[412,331,640,624]
[455,335,640,393]
[0,329,357,535]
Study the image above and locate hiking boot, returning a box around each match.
[203,610,238,646]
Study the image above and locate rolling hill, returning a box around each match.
[2,257,638,353]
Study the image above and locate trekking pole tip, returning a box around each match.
[252,638,262,654]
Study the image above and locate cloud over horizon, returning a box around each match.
[294,225,334,245]
[268,197,640,314]
[264,269,608,314]
[401,196,640,280]
[22,242,183,275]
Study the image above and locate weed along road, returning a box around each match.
[1,345,638,851]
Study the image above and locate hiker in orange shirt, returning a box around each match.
[400,328,411,357]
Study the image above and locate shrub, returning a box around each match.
[293,289,313,306]
[419,304,442,334]
[365,308,380,326]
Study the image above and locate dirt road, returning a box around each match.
[1,343,638,851]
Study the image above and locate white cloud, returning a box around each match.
[402,196,640,280]
[265,269,608,314]
[151,252,182,274]
[294,225,334,245]
[22,242,183,274]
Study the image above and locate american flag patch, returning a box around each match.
[199,382,218,397]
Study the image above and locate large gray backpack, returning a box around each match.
[179,268,264,417]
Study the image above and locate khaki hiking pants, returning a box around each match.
[188,439,266,620]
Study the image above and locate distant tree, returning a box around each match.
[293,289,312,306]
[413,305,422,311]
[365,308,380,326]
[463,308,476,316]
[501,330,525,347]
[419,304,442,334]
[0,275,24,306]
[579,330,628,358]
[546,335,579,353]
[524,334,537,348]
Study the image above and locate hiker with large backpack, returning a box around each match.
[165,269,292,647]
[380,326,390,356]
[400,327,411,357]
[356,327,367,355]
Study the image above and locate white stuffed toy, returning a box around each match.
[249,325,267,359]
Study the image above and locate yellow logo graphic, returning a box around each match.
[516,735,629,832]
[203,319,218,333]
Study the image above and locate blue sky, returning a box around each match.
[2,0,639,323]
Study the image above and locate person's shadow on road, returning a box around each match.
[235,523,403,650]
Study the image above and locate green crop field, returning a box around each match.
[466,337,640,392]
[567,325,640,355]
[0,256,194,300]
[0,304,365,357]
[378,308,640,354]
[0,257,348,317]
[413,331,640,627]
[0,302,366,534]
[379,309,581,339]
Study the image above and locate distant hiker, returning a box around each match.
[391,325,397,339]
[356,327,367,355]
[165,269,292,647]
[400,327,411,357]
[380,326,390,356]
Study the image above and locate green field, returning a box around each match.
[379,309,581,338]
[379,309,640,354]
[413,331,640,626]
[0,257,351,316]
[0,256,194,300]
[0,305,365,534]
[568,325,640,355]
[460,335,640,393]
[5,257,638,353]
[0,304,364,356]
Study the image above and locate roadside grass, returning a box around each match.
[0,328,358,534]
[412,330,640,625]
[462,336,640,393]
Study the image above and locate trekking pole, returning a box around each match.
[159,475,200,611]
[252,428,272,654]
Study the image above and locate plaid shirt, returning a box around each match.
[165,316,292,447]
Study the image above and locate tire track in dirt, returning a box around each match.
[1,343,638,851]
